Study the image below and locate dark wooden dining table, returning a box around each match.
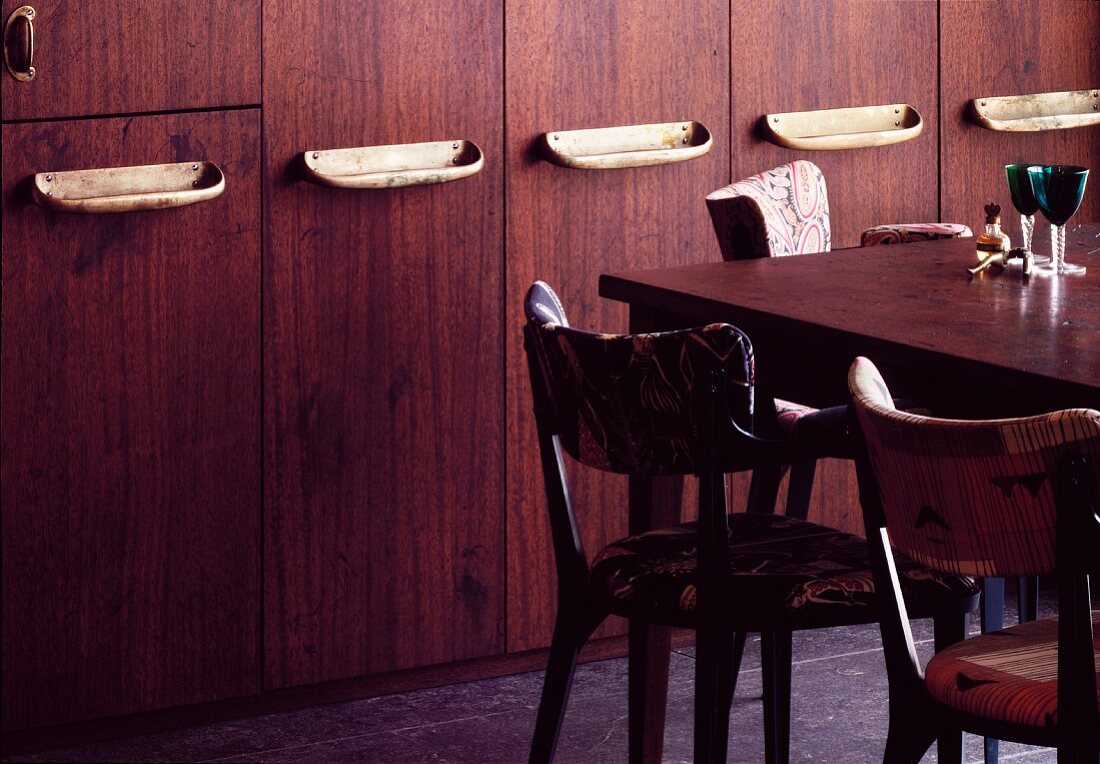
[601,223,1100,419]
[597,222,1099,762]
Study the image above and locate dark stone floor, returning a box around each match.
[6,598,1061,763]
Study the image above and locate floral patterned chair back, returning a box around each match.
[849,356,1100,578]
[524,281,755,476]
[705,160,830,261]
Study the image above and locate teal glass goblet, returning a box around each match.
[1005,163,1044,263]
[1028,165,1088,275]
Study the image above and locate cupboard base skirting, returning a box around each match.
[1,631,695,756]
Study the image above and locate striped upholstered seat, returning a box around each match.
[849,357,1100,761]
[925,614,1100,729]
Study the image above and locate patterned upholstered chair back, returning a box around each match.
[524,281,755,476]
[849,356,1100,578]
[705,160,831,261]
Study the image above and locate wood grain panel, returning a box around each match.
[505,1,730,652]
[730,1,940,249]
[0,0,260,121]
[263,0,504,688]
[1,110,261,730]
[940,0,1100,239]
[725,1,940,535]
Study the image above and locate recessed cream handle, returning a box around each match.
[3,5,36,82]
[32,161,226,213]
[540,121,712,169]
[970,89,1100,131]
[762,104,923,151]
[301,140,484,188]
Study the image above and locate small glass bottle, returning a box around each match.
[975,203,1011,264]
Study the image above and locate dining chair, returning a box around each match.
[523,281,980,764]
[849,356,1099,763]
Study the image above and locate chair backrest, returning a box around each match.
[848,356,1100,578]
[860,222,972,247]
[523,281,755,477]
[706,160,830,261]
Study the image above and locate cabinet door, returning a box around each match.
[941,0,1100,236]
[0,0,260,120]
[263,1,504,688]
[1,110,261,729]
[731,0,940,247]
[505,1,730,651]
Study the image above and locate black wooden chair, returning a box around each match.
[850,356,1099,763]
[523,282,980,763]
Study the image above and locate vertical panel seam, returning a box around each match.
[501,0,509,654]
[936,0,943,223]
[258,0,266,695]
[728,0,734,186]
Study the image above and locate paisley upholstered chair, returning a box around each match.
[523,281,979,764]
[850,357,1099,763]
[860,222,972,247]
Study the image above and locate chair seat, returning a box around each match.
[924,613,1100,729]
[590,513,978,630]
[860,222,972,247]
[775,398,816,435]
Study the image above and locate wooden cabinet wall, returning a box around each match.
[504,0,730,652]
[1,110,261,728]
[262,0,505,689]
[2,0,1097,736]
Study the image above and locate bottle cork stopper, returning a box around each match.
[984,203,1001,224]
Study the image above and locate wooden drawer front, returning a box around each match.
[940,0,1100,239]
[731,0,940,249]
[263,1,504,688]
[0,0,260,120]
[504,0,730,652]
[1,109,261,729]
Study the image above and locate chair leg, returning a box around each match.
[728,630,749,706]
[783,460,817,520]
[761,630,792,764]
[981,576,1005,631]
[530,610,601,764]
[1017,575,1038,622]
[980,578,1005,764]
[883,716,938,764]
[694,622,736,764]
[628,621,673,764]
[933,614,968,764]
[746,464,785,514]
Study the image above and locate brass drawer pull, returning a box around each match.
[301,139,484,188]
[4,5,36,82]
[540,121,712,169]
[32,161,226,213]
[969,89,1100,132]
[762,104,923,150]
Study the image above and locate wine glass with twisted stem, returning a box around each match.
[1005,163,1045,264]
[1028,165,1088,275]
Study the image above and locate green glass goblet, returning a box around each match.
[1005,163,1044,263]
[1028,165,1088,275]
